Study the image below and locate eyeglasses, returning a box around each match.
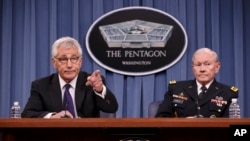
[54,56,81,64]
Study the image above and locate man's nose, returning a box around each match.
[66,59,73,66]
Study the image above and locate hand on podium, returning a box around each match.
[50,110,74,118]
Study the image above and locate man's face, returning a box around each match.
[192,52,220,85]
[52,46,82,83]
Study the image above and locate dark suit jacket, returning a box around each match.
[156,79,238,118]
[21,71,118,118]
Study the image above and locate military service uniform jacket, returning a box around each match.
[156,79,238,118]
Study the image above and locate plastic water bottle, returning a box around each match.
[229,98,240,118]
[10,101,21,118]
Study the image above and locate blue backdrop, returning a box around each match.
[1,0,250,118]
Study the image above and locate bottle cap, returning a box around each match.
[232,98,237,103]
[14,101,19,105]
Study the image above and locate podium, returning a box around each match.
[0,118,250,141]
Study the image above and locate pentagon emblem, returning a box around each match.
[99,19,174,48]
[86,6,188,76]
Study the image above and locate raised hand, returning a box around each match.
[86,70,103,93]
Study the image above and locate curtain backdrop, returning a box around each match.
[1,0,250,118]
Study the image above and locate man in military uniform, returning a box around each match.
[156,48,238,118]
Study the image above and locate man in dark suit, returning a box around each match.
[156,48,238,118]
[22,37,118,118]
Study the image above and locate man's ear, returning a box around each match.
[51,58,57,68]
[215,62,221,73]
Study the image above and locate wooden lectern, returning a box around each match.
[0,118,250,141]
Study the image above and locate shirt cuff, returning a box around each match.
[94,85,106,99]
[44,112,56,118]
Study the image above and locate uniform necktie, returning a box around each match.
[199,86,207,99]
[63,84,75,117]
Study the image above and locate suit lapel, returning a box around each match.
[183,80,198,101]
[49,74,63,110]
[74,72,88,110]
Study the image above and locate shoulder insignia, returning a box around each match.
[230,86,238,93]
[169,80,176,85]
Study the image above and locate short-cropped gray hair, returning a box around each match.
[51,36,82,58]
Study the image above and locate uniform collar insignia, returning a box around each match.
[169,80,176,85]
[231,86,238,93]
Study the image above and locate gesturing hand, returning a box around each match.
[85,70,103,93]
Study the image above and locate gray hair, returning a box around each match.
[51,36,82,58]
[192,47,219,63]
